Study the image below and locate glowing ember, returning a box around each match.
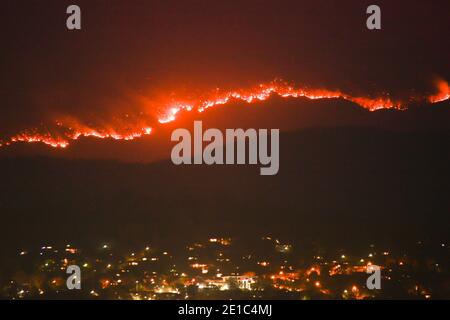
[1,79,448,149]
[11,134,69,149]
[9,126,153,149]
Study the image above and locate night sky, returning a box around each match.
[1,1,449,153]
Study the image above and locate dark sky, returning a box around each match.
[0,0,449,249]
[0,0,449,158]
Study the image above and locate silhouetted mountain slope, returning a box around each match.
[1,126,449,253]
[3,96,450,162]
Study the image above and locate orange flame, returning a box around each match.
[428,79,450,103]
[158,82,402,124]
[1,79,448,149]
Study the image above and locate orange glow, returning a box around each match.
[10,134,69,148]
[428,79,450,103]
[306,266,321,276]
[8,126,152,149]
[100,279,111,289]
[1,78,448,149]
[158,82,403,123]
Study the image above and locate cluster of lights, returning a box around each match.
[5,238,447,300]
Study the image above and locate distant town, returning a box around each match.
[1,237,448,300]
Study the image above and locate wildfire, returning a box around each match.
[1,79,449,149]
[10,133,70,149]
[428,79,450,103]
[5,127,153,149]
